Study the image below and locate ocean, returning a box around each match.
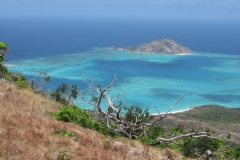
[1,17,240,113]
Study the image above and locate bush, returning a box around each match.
[123,105,154,124]
[54,105,119,137]
[179,137,224,158]
[54,105,91,127]
[139,126,165,144]
[11,73,29,88]
[139,125,226,158]
[233,144,240,159]
[0,42,9,79]
[0,42,30,88]
[57,148,67,160]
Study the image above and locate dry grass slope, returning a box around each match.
[0,80,190,160]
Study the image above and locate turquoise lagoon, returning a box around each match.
[7,48,240,113]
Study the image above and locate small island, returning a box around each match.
[109,38,193,54]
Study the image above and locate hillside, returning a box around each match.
[0,79,186,160]
[155,105,240,144]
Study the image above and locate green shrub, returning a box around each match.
[233,144,240,159]
[55,130,76,139]
[11,73,29,88]
[104,138,111,149]
[179,137,224,158]
[0,42,9,79]
[92,120,120,137]
[210,142,240,160]
[139,126,165,144]
[123,105,154,124]
[0,42,29,89]
[0,42,8,62]
[139,125,226,158]
[57,148,67,160]
[54,105,120,137]
[54,105,98,129]
[54,105,88,124]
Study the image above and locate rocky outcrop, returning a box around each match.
[109,38,193,54]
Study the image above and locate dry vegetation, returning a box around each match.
[0,80,193,160]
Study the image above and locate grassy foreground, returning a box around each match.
[0,80,190,160]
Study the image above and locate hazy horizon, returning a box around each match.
[1,0,240,23]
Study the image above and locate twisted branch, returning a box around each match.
[79,76,211,141]
[157,132,212,143]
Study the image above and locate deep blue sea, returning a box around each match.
[1,17,240,113]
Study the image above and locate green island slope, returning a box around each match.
[155,105,240,144]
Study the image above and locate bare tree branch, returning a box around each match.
[105,119,131,138]
[105,92,122,114]
[80,76,125,125]
[156,132,213,143]
[79,76,212,142]
[79,92,95,106]
[165,93,186,115]
[140,93,185,127]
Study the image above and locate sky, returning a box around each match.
[1,0,240,22]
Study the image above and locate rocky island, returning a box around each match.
[109,38,193,54]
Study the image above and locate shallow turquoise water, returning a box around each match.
[8,48,240,113]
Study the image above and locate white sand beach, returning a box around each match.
[3,64,14,66]
[151,108,190,115]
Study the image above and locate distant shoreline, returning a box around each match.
[3,64,14,67]
[107,47,193,55]
[151,108,190,115]
[176,53,192,55]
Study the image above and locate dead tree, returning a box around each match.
[80,75,213,141]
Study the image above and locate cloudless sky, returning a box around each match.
[1,0,240,22]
